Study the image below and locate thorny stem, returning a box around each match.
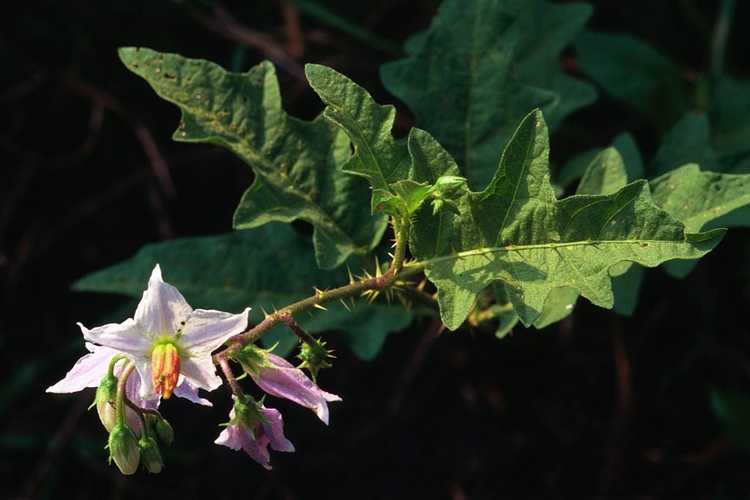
[279,311,317,347]
[115,361,135,426]
[214,217,412,361]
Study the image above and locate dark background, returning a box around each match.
[2,1,750,498]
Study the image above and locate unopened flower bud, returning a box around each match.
[297,338,333,382]
[138,436,164,474]
[147,414,174,445]
[95,374,118,432]
[108,423,140,475]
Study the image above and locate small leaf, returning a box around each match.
[577,148,629,196]
[118,47,386,270]
[305,63,411,213]
[650,163,750,277]
[557,132,642,189]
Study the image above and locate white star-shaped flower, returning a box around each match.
[47,264,250,405]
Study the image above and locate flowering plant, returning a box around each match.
[45,0,750,476]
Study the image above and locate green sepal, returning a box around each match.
[138,435,164,474]
[108,423,141,475]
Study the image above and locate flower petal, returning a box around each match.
[241,431,272,469]
[173,377,213,406]
[124,368,159,411]
[46,343,120,393]
[251,353,341,425]
[180,355,222,392]
[130,356,159,402]
[215,424,244,451]
[260,407,295,453]
[180,308,250,355]
[134,264,192,336]
[215,423,273,469]
[79,319,150,357]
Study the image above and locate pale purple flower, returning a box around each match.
[47,264,250,404]
[239,347,342,425]
[215,404,294,469]
[47,343,158,408]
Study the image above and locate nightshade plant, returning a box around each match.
[45,0,750,474]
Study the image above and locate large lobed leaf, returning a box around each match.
[118,47,387,270]
[380,0,596,190]
[73,224,412,360]
[408,110,723,329]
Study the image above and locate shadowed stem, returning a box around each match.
[218,355,244,398]
[711,0,735,76]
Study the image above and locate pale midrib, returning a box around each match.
[418,238,694,268]
[324,101,391,191]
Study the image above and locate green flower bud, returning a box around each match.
[296,337,333,382]
[108,423,140,475]
[147,414,174,446]
[95,374,118,432]
[138,436,164,474]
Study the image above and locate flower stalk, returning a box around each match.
[214,217,413,361]
[115,362,136,426]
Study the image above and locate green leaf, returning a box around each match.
[557,132,642,189]
[710,388,750,452]
[491,283,520,338]
[577,148,629,196]
[609,262,644,316]
[575,31,689,127]
[652,113,718,176]
[711,77,750,157]
[73,224,412,360]
[410,110,723,329]
[381,0,596,190]
[118,47,386,270]
[534,146,645,323]
[650,163,750,277]
[304,63,411,213]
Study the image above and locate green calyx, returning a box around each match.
[138,435,164,474]
[232,395,266,437]
[95,374,118,432]
[108,423,141,475]
[297,337,334,382]
[144,413,175,446]
[231,343,269,376]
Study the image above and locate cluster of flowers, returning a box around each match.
[46,265,340,472]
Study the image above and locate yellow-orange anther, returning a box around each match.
[151,343,180,399]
